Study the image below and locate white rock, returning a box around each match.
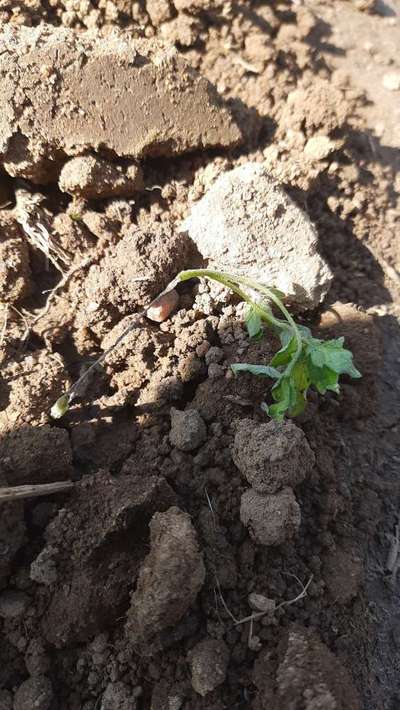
[304,135,336,161]
[181,163,333,310]
[382,72,400,91]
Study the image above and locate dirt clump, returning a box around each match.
[240,487,301,547]
[58,156,144,199]
[73,222,191,339]
[13,675,53,710]
[253,625,361,709]
[323,546,363,604]
[34,470,176,647]
[189,638,230,696]
[0,425,73,486]
[0,25,241,183]
[0,350,70,434]
[0,474,25,587]
[198,507,237,589]
[280,80,349,136]
[100,681,139,710]
[0,216,32,305]
[126,506,205,650]
[169,407,207,451]
[181,163,333,310]
[233,418,315,494]
[0,591,29,619]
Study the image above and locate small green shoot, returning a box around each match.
[50,269,361,422]
[177,269,361,421]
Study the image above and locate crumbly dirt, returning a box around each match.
[0,2,399,709]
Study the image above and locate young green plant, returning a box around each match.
[51,269,361,421]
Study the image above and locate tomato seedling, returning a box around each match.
[51,269,361,421]
[178,270,361,421]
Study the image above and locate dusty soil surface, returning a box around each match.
[0,2,399,709]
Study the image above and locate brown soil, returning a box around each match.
[0,2,400,710]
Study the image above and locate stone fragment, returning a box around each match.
[169,408,207,451]
[189,638,230,696]
[181,163,332,309]
[59,156,143,199]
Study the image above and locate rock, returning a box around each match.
[30,546,59,587]
[59,156,143,199]
[181,163,333,310]
[304,135,336,161]
[13,676,53,710]
[0,591,29,619]
[232,419,314,494]
[0,216,32,305]
[0,25,241,183]
[100,682,138,710]
[126,506,205,648]
[147,289,179,322]
[169,408,207,451]
[253,625,361,709]
[37,470,176,647]
[189,638,230,696]
[0,425,73,486]
[240,487,301,546]
[382,72,400,91]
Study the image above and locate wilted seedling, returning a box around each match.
[178,270,361,421]
[50,269,361,421]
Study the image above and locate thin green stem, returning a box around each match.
[178,269,289,331]
[178,269,304,379]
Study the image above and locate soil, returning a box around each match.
[0,2,400,710]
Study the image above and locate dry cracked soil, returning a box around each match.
[0,1,400,709]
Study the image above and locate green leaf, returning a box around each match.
[271,335,297,366]
[267,378,294,421]
[307,362,340,394]
[306,338,362,378]
[245,306,263,339]
[231,363,281,379]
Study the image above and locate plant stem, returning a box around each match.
[178,269,304,378]
[178,269,290,331]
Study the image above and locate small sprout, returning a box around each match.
[178,269,361,421]
[49,269,361,422]
[69,212,83,222]
[50,394,70,419]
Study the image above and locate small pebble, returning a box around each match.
[382,72,400,91]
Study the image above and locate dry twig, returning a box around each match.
[0,480,74,502]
